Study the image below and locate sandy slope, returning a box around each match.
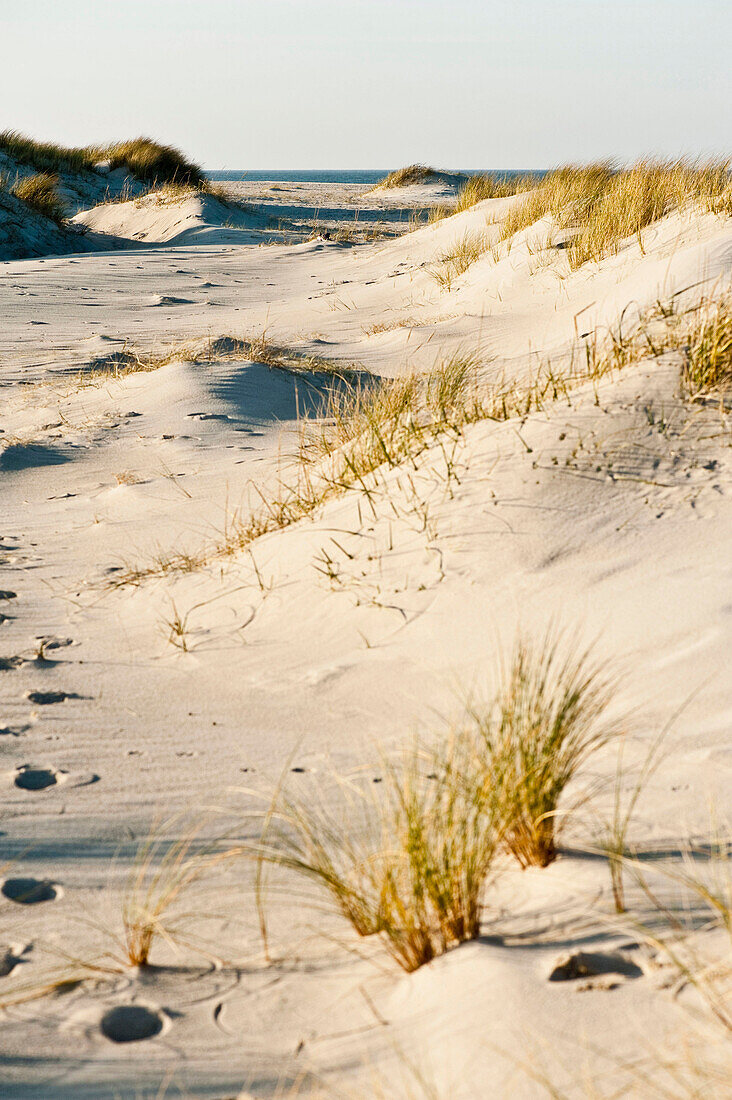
[0,185,731,1099]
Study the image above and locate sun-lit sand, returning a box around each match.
[1,153,731,1098]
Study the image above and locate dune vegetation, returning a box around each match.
[2,171,66,222]
[376,163,437,188]
[256,632,619,970]
[498,158,731,268]
[0,130,205,189]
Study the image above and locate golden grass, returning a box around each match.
[468,632,621,868]
[499,158,731,269]
[429,231,489,289]
[84,332,357,383]
[362,316,423,336]
[119,819,234,967]
[0,129,92,174]
[10,171,66,222]
[376,164,436,189]
[682,294,732,397]
[101,137,204,187]
[0,129,205,188]
[255,628,623,968]
[454,171,536,213]
[257,730,504,971]
[110,282,730,587]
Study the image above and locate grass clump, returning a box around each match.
[430,231,488,290]
[0,129,205,189]
[0,129,91,174]
[454,172,536,213]
[119,819,233,967]
[469,632,620,868]
[258,731,503,972]
[101,137,205,188]
[499,158,731,269]
[682,294,732,397]
[10,171,66,222]
[376,164,436,189]
[86,332,356,383]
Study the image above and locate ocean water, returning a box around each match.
[206,169,541,185]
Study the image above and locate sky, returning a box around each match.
[1,0,730,169]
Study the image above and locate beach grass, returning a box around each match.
[9,171,66,222]
[682,293,732,397]
[0,129,205,188]
[257,730,504,972]
[429,230,489,289]
[453,171,536,213]
[468,632,621,868]
[375,164,436,189]
[500,158,731,268]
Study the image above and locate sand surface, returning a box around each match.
[1,180,731,1098]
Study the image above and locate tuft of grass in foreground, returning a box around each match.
[499,158,731,269]
[257,730,504,972]
[375,164,436,189]
[9,172,66,222]
[468,633,621,868]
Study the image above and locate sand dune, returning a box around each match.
[0,169,731,1098]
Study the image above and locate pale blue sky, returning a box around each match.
[1,0,729,168]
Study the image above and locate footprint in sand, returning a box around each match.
[548,949,643,987]
[100,1004,165,1043]
[0,656,24,671]
[0,943,32,977]
[13,765,64,791]
[1,877,60,904]
[26,690,79,705]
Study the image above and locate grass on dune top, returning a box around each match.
[375,164,437,189]
[498,158,732,268]
[0,131,205,188]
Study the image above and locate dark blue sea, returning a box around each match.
[206,170,541,185]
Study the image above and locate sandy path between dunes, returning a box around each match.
[0,186,731,1098]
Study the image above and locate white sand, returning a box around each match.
[0,180,730,1098]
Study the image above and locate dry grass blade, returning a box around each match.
[630,830,732,1035]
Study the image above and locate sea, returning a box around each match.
[206,170,540,185]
